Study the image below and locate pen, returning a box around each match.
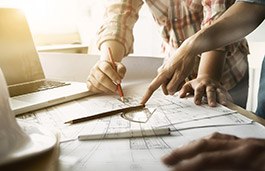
[107,47,125,103]
[64,104,145,124]
[78,127,171,141]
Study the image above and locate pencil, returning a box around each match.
[64,104,145,124]
[107,47,125,103]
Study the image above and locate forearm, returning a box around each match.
[191,2,265,55]
[198,50,225,80]
[100,40,125,62]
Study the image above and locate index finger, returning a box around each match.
[140,74,167,104]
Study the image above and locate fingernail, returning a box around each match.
[169,92,175,95]
[116,80,121,84]
[211,102,216,106]
[161,154,170,163]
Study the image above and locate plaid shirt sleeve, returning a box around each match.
[201,0,234,25]
[96,0,144,56]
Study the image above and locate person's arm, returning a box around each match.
[140,1,265,104]
[179,0,236,107]
[87,0,143,93]
[179,50,233,107]
[192,1,265,55]
[162,132,265,170]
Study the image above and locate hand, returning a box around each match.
[162,132,265,171]
[179,75,232,107]
[87,60,126,93]
[140,41,196,104]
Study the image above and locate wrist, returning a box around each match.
[100,40,125,62]
[184,35,201,57]
[196,73,219,82]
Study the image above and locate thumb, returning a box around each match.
[179,82,194,98]
[116,62,126,79]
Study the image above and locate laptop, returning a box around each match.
[0,8,93,115]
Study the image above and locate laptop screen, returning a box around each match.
[0,8,45,86]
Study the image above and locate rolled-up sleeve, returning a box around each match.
[96,0,144,56]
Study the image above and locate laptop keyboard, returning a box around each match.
[8,80,71,97]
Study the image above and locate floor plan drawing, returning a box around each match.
[17,82,262,171]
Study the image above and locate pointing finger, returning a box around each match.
[140,74,168,104]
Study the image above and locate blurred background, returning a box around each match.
[0,0,162,56]
[0,0,264,112]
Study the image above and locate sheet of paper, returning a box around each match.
[18,85,237,140]
[160,113,253,130]
[17,82,264,171]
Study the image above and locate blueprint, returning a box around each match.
[17,80,264,171]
